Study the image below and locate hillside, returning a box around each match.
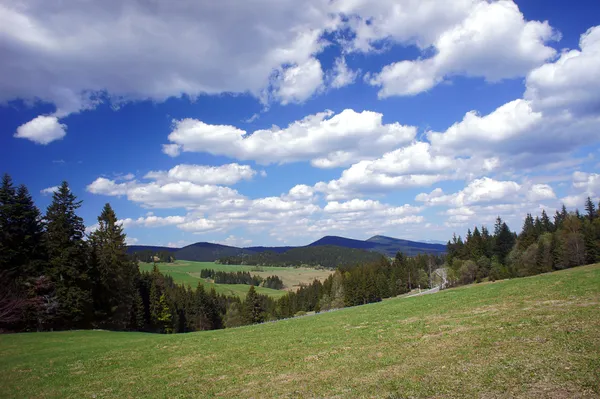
[218,245,385,268]
[366,235,447,256]
[127,235,446,263]
[1,264,599,398]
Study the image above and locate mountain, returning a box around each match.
[244,246,295,254]
[127,245,177,253]
[127,235,446,264]
[307,236,377,250]
[219,245,384,269]
[175,242,254,262]
[365,235,446,257]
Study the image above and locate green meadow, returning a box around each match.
[137,260,332,297]
[1,264,599,398]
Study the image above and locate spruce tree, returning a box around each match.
[494,222,515,265]
[540,210,553,233]
[44,181,92,329]
[89,203,138,330]
[0,174,17,277]
[585,197,597,222]
[243,285,264,324]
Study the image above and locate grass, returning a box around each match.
[138,261,332,298]
[1,264,599,398]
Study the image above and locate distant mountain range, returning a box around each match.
[127,235,446,264]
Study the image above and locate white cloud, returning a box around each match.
[120,215,186,229]
[428,100,542,154]
[216,235,253,248]
[427,98,600,165]
[165,109,416,168]
[162,144,181,157]
[40,185,59,196]
[271,58,324,104]
[144,164,256,185]
[327,57,360,89]
[125,237,139,246]
[314,142,497,200]
[527,184,556,202]
[368,0,558,97]
[526,25,600,115]
[14,116,66,145]
[415,177,555,208]
[87,177,129,196]
[560,171,600,207]
[336,0,476,52]
[0,0,335,117]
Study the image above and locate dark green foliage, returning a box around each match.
[200,269,263,286]
[263,275,284,289]
[218,245,384,269]
[89,203,139,329]
[450,200,600,287]
[44,182,93,329]
[243,286,265,324]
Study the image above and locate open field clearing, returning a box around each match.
[138,261,332,296]
[1,264,599,398]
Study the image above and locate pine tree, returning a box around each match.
[0,180,44,285]
[494,222,515,265]
[157,293,173,334]
[518,214,536,250]
[585,197,597,222]
[44,182,92,329]
[0,174,17,277]
[89,203,138,330]
[540,209,553,233]
[133,291,145,331]
[243,285,264,324]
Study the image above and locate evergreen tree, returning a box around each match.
[494,222,515,265]
[518,214,536,250]
[540,209,553,233]
[585,197,597,222]
[243,285,264,324]
[89,203,138,329]
[44,182,92,329]
[157,293,173,333]
[0,174,18,278]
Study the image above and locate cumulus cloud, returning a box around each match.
[0,0,335,116]
[525,25,600,115]
[164,109,416,168]
[144,164,256,185]
[368,0,558,97]
[271,58,325,104]
[216,235,253,247]
[327,57,360,89]
[14,116,66,145]
[40,185,59,195]
[314,142,498,200]
[560,171,600,207]
[120,215,186,229]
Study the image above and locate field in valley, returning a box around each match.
[137,260,333,298]
[1,264,599,398]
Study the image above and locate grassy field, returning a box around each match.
[1,264,599,398]
[138,261,332,298]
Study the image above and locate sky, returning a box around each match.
[1,0,600,248]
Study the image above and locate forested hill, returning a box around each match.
[218,245,385,269]
[127,235,446,263]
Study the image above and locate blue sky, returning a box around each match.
[1,0,600,247]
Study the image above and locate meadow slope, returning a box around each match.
[138,261,332,297]
[1,264,599,398]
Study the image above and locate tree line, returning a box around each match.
[217,245,383,268]
[2,172,599,334]
[199,269,284,289]
[131,250,176,263]
[445,199,600,285]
